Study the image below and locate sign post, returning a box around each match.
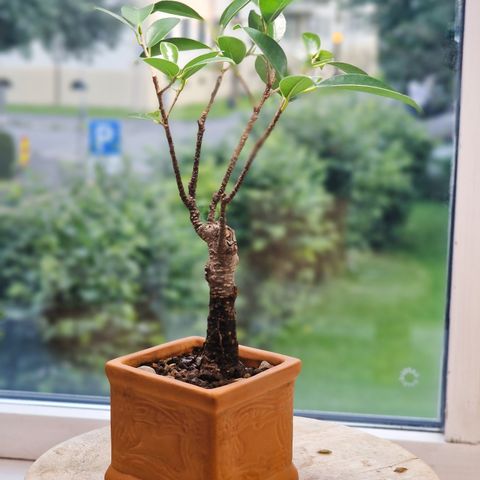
[88,119,122,177]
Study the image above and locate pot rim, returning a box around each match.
[106,336,301,407]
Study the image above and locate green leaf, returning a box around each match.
[312,50,334,68]
[243,27,287,78]
[151,37,210,54]
[183,52,218,68]
[326,62,368,75]
[160,42,179,63]
[146,18,181,48]
[303,32,321,57]
[153,1,203,20]
[316,74,422,111]
[121,4,154,26]
[255,55,280,89]
[130,111,163,124]
[181,53,234,80]
[182,57,234,79]
[259,0,294,23]
[94,7,136,32]
[144,57,180,78]
[217,36,247,64]
[279,75,316,100]
[220,0,251,28]
[248,10,264,31]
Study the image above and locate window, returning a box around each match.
[197,21,207,44]
[0,0,465,432]
[181,19,191,38]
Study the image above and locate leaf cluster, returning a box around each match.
[97,0,421,111]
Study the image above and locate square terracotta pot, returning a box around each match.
[105,336,301,480]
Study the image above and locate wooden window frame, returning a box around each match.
[1,1,480,478]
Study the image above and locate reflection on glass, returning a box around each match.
[0,0,459,421]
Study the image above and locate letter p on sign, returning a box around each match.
[89,120,121,156]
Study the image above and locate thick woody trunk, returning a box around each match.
[201,224,240,374]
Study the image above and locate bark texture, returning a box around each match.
[199,222,240,373]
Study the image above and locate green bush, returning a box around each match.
[195,99,433,341]
[0,97,434,366]
[0,164,206,368]
[0,130,16,179]
[223,133,339,340]
[228,131,338,281]
[279,94,434,249]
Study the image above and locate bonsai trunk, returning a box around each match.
[201,223,240,374]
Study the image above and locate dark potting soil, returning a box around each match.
[141,347,273,389]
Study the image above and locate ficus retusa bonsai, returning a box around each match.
[97,0,419,380]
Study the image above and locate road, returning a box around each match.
[4,110,454,185]
[5,112,241,184]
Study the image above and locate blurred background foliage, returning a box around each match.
[0,0,121,54]
[268,96,433,250]
[0,129,16,179]
[0,0,457,416]
[346,0,458,115]
[0,160,206,370]
[0,95,438,385]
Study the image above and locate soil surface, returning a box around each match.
[141,347,273,389]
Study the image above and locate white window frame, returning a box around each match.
[1,1,480,478]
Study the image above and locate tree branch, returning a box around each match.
[152,75,204,236]
[208,82,273,222]
[153,76,189,207]
[189,68,227,200]
[225,103,284,205]
[140,33,206,237]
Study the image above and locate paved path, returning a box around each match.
[5,113,240,183]
[4,110,453,185]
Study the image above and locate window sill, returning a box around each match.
[0,459,32,480]
[1,399,479,480]
[0,399,109,460]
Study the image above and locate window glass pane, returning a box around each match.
[0,0,460,422]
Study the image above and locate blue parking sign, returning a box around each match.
[89,119,121,156]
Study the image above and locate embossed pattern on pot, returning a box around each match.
[105,337,301,480]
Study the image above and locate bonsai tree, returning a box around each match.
[97,0,419,380]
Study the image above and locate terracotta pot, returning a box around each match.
[105,336,301,480]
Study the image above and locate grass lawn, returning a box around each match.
[6,97,252,121]
[6,104,133,118]
[0,198,449,412]
[270,202,450,419]
[170,97,252,121]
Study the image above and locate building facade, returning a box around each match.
[0,0,377,111]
